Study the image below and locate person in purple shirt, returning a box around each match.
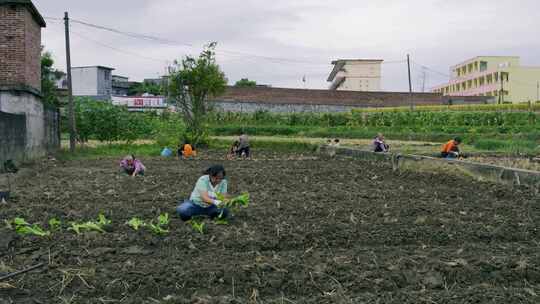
[120,155,146,177]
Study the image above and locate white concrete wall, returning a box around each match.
[72,67,98,96]
[0,90,48,159]
[336,61,382,91]
[97,68,112,96]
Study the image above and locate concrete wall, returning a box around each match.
[0,111,26,165]
[0,89,59,162]
[319,145,540,190]
[337,61,382,91]
[72,67,113,99]
[210,101,357,113]
[96,68,112,96]
[507,67,540,102]
[210,87,494,113]
[72,67,98,96]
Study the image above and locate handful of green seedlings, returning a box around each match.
[217,192,250,210]
[68,214,112,234]
[6,217,50,237]
[126,213,170,235]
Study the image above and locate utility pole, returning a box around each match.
[499,72,505,104]
[536,80,540,102]
[421,67,427,92]
[407,54,413,110]
[64,12,76,152]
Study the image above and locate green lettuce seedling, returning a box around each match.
[48,218,62,231]
[157,213,169,226]
[68,222,105,234]
[68,214,111,234]
[16,224,51,237]
[190,219,205,234]
[126,217,146,230]
[7,217,50,237]
[98,214,111,226]
[147,223,169,235]
[145,213,170,235]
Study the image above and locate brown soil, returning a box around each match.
[467,156,540,172]
[1,151,539,303]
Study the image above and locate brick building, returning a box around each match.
[0,0,45,93]
[0,0,59,164]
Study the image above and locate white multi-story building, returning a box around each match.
[327,59,383,91]
[71,66,114,100]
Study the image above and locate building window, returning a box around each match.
[480,61,488,72]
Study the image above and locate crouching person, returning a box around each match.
[120,155,145,177]
[441,137,462,159]
[176,165,229,221]
[373,133,389,153]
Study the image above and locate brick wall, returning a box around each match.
[24,6,41,91]
[210,87,494,112]
[0,3,41,91]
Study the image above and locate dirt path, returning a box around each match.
[0,151,539,303]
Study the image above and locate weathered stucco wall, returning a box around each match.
[0,89,59,163]
[0,111,26,165]
[210,101,356,113]
[209,87,495,113]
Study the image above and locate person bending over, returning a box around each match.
[441,137,462,158]
[176,165,230,221]
[120,155,145,177]
[373,133,390,153]
[237,133,250,158]
[227,141,239,160]
[178,141,197,159]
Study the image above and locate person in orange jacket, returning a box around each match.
[441,137,462,158]
[178,141,197,159]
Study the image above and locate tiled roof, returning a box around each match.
[0,0,46,27]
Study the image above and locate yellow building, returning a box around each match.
[432,56,540,103]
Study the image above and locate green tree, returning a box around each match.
[168,42,227,145]
[41,50,63,107]
[234,78,257,87]
[128,81,163,96]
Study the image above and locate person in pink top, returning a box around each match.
[120,155,146,177]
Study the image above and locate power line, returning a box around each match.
[70,30,168,63]
[71,18,194,48]
[45,15,407,67]
[410,60,451,78]
[44,16,62,21]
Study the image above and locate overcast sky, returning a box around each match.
[34,0,540,91]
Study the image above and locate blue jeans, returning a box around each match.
[176,200,229,221]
